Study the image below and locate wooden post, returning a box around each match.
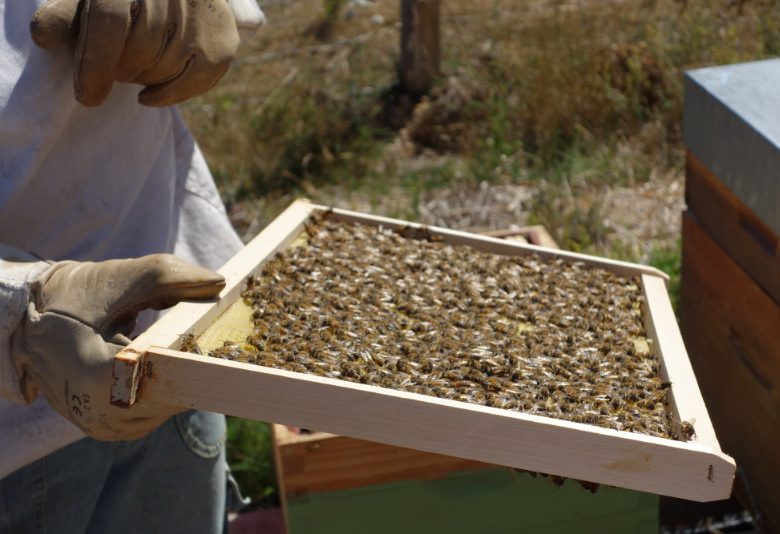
[400,0,440,94]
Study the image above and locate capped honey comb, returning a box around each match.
[186,216,680,440]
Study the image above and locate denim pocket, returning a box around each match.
[175,411,226,459]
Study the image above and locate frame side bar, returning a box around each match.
[642,274,721,450]
[110,199,316,407]
[322,206,669,281]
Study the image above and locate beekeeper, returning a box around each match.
[0,0,264,531]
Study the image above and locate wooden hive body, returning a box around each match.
[684,59,780,529]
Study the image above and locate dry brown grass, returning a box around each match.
[178,0,780,292]
[183,0,780,237]
[176,0,780,277]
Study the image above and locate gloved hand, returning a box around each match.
[10,254,225,441]
[29,0,253,107]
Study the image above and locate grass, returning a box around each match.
[180,0,780,507]
[226,418,278,508]
[648,239,683,316]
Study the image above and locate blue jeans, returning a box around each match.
[0,411,227,534]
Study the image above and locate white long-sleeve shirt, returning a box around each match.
[0,1,247,478]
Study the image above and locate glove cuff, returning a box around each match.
[0,252,49,403]
[229,0,266,41]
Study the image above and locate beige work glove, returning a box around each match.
[10,254,225,441]
[29,0,245,107]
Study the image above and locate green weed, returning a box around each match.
[648,239,682,317]
[226,417,279,508]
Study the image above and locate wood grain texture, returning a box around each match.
[641,274,719,450]
[481,225,559,249]
[400,0,440,94]
[686,152,780,305]
[272,425,488,497]
[111,199,315,406]
[682,212,780,401]
[141,346,733,501]
[681,212,780,530]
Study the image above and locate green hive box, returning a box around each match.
[285,468,659,533]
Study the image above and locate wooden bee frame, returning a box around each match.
[111,200,735,502]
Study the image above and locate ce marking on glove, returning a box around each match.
[70,393,91,418]
[64,380,91,420]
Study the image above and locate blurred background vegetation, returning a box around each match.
[180,0,780,508]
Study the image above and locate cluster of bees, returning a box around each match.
[189,216,683,441]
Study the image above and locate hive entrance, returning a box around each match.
[185,216,677,440]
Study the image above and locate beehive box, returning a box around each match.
[271,424,489,499]
[282,465,660,533]
[271,425,659,533]
[282,473,658,534]
[684,60,780,530]
[111,199,735,502]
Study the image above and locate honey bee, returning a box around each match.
[217,217,674,440]
[179,334,202,355]
[677,419,696,441]
[578,480,600,493]
[211,343,249,361]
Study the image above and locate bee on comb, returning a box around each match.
[183,217,680,441]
